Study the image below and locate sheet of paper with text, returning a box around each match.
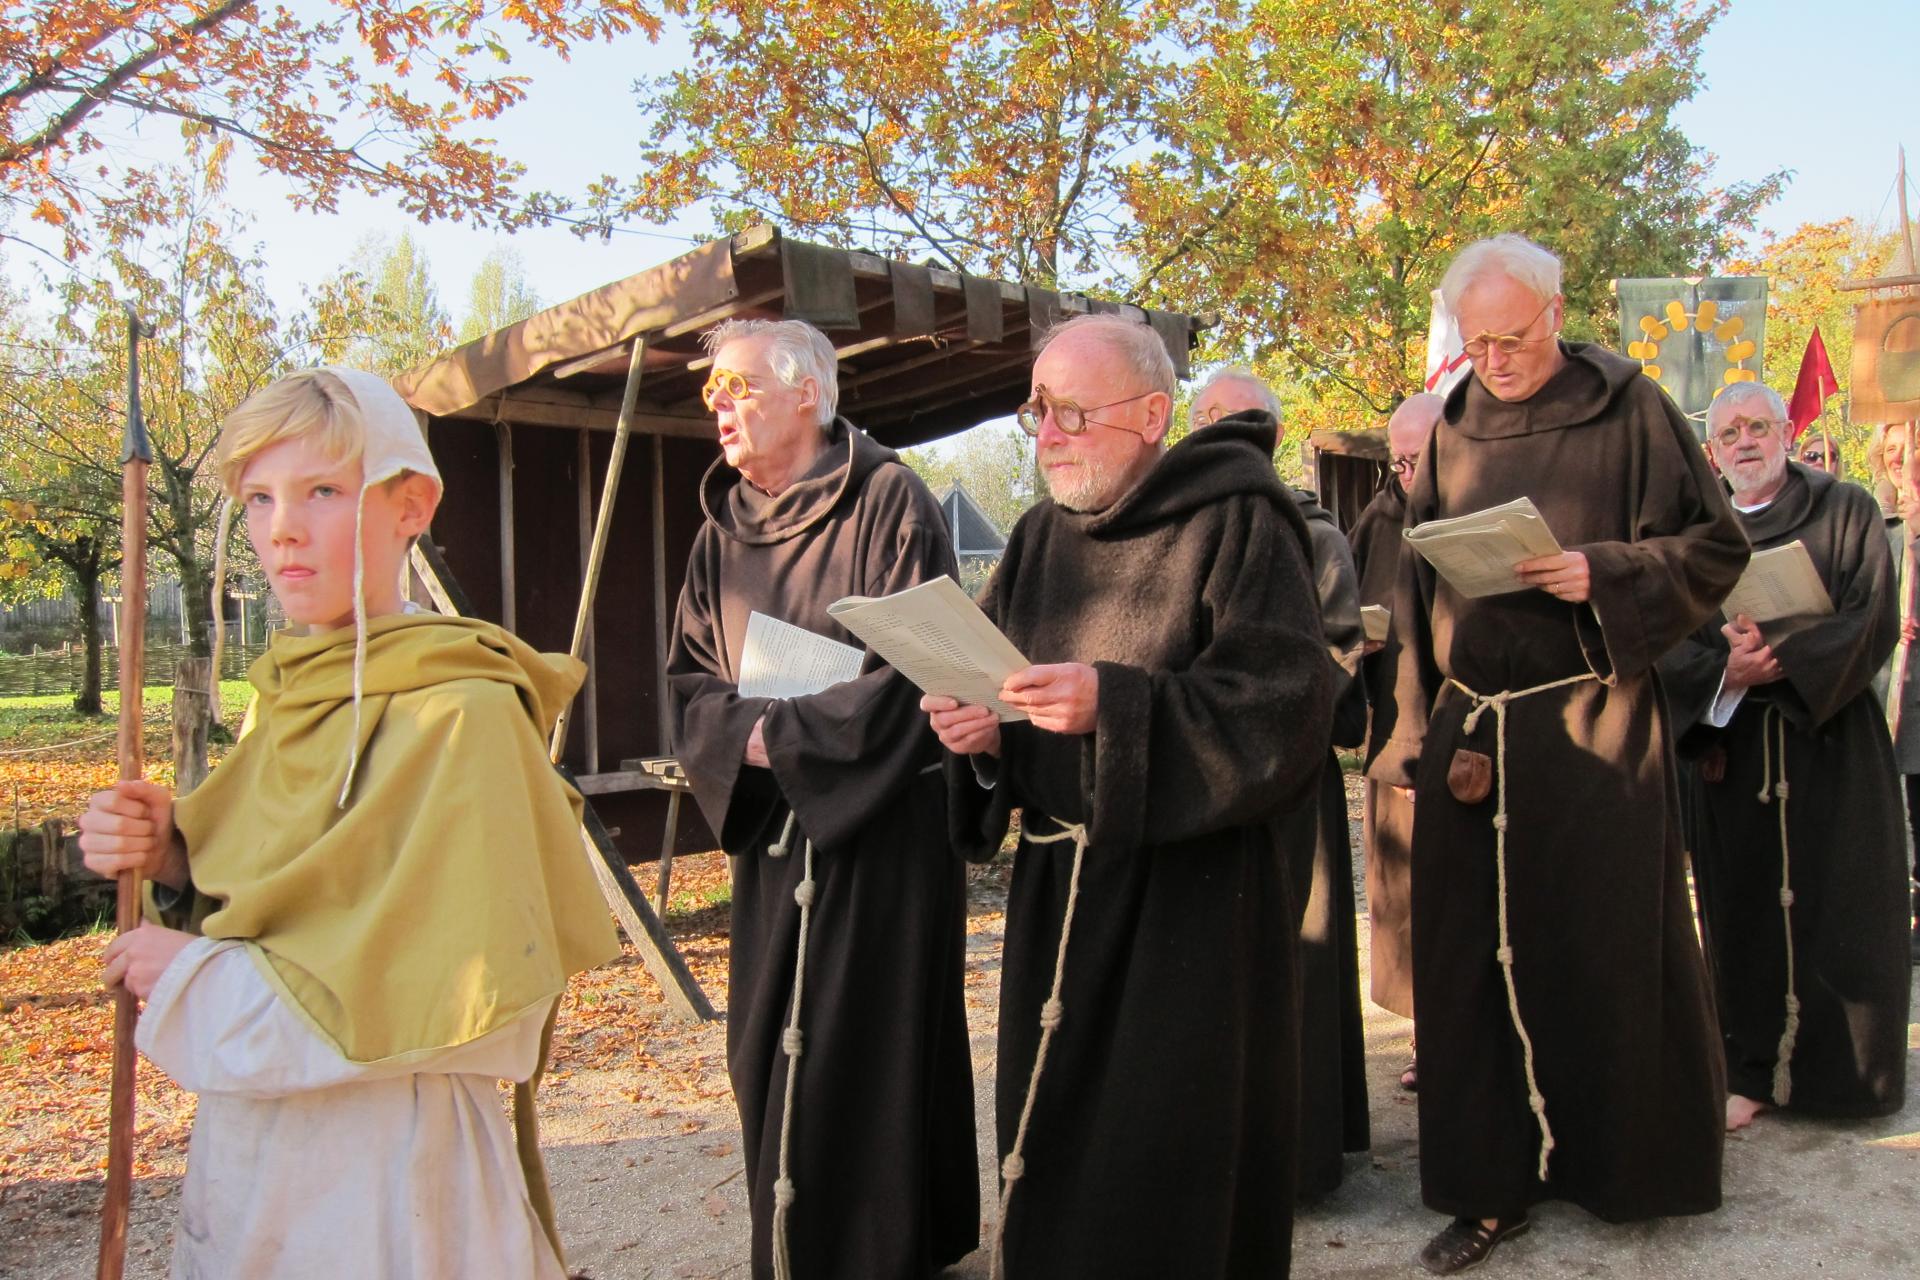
[737,611,866,699]
[828,576,1032,721]
[1721,541,1833,625]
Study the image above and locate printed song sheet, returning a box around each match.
[828,576,1031,721]
[737,611,866,699]
[1360,604,1391,643]
[1721,541,1833,625]
[1402,496,1563,598]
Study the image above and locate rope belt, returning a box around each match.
[1446,670,1602,1182]
[765,809,817,1280]
[990,817,1090,1280]
[1754,704,1799,1106]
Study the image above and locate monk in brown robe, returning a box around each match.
[1658,384,1909,1131]
[1369,235,1747,1274]
[1194,365,1370,1199]
[1349,392,1442,1083]
[667,319,978,1279]
[926,315,1331,1278]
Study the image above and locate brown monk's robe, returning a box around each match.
[1348,477,1416,1017]
[667,422,978,1279]
[1657,463,1909,1117]
[1289,486,1372,1199]
[1370,342,1747,1222]
[948,414,1331,1278]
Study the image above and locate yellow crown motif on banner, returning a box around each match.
[1625,299,1758,398]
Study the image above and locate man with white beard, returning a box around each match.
[923,314,1333,1277]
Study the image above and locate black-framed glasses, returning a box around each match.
[1016,385,1156,437]
[1800,445,1831,464]
[1461,298,1557,359]
[1712,416,1782,449]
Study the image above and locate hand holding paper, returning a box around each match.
[828,577,1031,721]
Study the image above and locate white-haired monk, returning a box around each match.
[1369,235,1747,1273]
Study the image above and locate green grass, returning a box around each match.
[0,681,253,743]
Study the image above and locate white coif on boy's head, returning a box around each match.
[321,367,442,499]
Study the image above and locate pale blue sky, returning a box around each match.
[14,1,1919,321]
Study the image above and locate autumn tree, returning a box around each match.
[313,230,456,374]
[0,0,662,258]
[458,245,542,342]
[0,169,373,665]
[617,0,1782,436]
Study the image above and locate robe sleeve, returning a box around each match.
[1764,499,1899,730]
[1367,442,1444,789]
[759,505,959,850]
[669,476,959,855]
[1304,517,1368,750]
[943,528,1032,863]
[1654,625,1734,755]
[667,531,783,853]
[139,938,547,1098]
[1000,494,1331,851]
[1572,391,1749,679]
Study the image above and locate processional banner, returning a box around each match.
[1615,277,1768,434]
[1848,295,1920,426]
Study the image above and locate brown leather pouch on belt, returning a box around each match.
[1447,748,1493,804]
[1699,744,1727,784]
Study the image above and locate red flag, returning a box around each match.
[1786,328,1840,442]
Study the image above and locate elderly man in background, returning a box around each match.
[1192,366,1370,1200]
[1871,421,1920,961]
[1370,234,1746,1273]
[667,318,978,1278]
[1658,384,1908,1131]
[925,315,1332,1278]
[1347,392,1443,1087]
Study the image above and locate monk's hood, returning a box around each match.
[1443,341,1650,437]
[699,417,899,545]
[252,612,584,733]
[1084,412,1294,536]
[1725,461,1834,544]
[1290,484,1338,534]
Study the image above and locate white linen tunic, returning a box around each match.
[138,937,566,1280]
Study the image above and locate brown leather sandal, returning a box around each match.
[1418,1216,1530,1275]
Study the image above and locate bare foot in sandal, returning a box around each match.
[1725,1094,1767,1131]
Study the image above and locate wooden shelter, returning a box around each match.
[391,224,1201,867]
[1307,428,1391,533]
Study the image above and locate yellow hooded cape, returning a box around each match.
[166,612,620,1063]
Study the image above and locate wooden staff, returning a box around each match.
[98,305,152,1280]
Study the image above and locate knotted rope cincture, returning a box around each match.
[765,808,815,1280]
[1755,704,1799,1106]
[1447,670,1602,1183]
[989,817,1090,1280]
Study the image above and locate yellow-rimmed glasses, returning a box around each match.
[1390,455,1417,481]
[1712,415,1782,449]
[701,368,760,409]
[1461,298,1558,359]
[1193,404,1229,428]
[1016,385,1156,437]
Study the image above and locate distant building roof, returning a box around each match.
[936,483,1007,557]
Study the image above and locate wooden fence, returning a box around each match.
[0,639,267,698]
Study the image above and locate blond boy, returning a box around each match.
[80,368,617,1278]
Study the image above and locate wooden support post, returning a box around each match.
[171,657,212,796]
[653,789,681,917]
[551,338,646,764]
[576,429,600,774]
[652,434,670,750]
[495,420,516,632]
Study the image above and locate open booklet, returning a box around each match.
[1402,496,1563,598]
[1360,604,1391,644]
[827,576,1031,721]
[1721,541,1833,625]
